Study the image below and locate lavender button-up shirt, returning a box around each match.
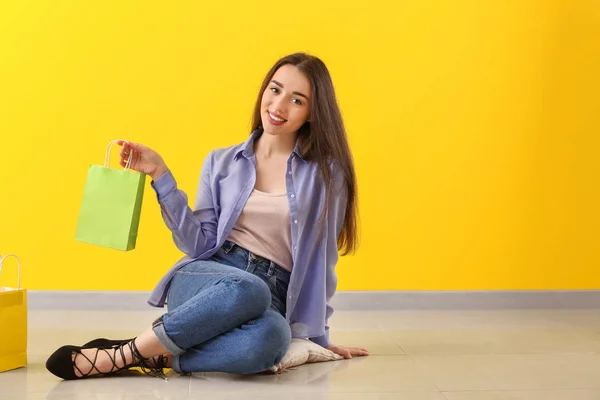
[146,129,347,347]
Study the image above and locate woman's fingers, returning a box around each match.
[120,151,135,166]
[338,348,352,359]
[127,141,142,151]
[117,140,137,151]
[118,141,129,153]
[349,347,369,356]
[328,345,370,359]
[119,142,138,160]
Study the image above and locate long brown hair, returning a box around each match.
[251,52,359,255]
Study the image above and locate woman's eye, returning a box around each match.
[292,98,303,106]
[270,87,279,93]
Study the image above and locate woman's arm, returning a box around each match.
[310,164,369,358]
[310,165,347,348]
[151,151,218,259]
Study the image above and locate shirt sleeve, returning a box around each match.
[151,151,218,258]
[310,164,348,348]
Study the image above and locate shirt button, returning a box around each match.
[288,295,292,299]
[290,194,295,198]
[288,171,292,175]
[294,220,298,224]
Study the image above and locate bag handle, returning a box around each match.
[0,254,22,290]
[104,139,133,171]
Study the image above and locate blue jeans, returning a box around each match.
[151,240,292,374]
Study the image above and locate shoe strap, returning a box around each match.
[130,339,169,381]
[72,347,120,378]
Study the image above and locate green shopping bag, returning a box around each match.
[75,140,146,251]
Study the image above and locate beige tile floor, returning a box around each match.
[2,309,600,399]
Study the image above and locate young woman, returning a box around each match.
[46,52,369,380]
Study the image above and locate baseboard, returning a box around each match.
[26,290,600,311]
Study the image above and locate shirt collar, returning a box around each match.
[235,128,307,163]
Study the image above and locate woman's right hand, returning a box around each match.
[117,140,168,181]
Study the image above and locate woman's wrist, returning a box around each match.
[150,164,168,181]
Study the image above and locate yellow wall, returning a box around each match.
[0,1,598,291]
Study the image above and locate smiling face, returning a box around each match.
[260,64,312,137]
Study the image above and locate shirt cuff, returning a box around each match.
[309,332,331,348]
[151,169,176,200]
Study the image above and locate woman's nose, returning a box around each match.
[271,97,287,114]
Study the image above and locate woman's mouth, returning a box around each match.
[267,111,287,126]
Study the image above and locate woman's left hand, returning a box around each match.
[326,344,370,359]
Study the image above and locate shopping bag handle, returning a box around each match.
[104,139,133,171]
[0,254,21,290]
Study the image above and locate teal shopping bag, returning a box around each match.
[74,140,146,251]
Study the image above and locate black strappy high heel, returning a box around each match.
[46,338,168,380]
[83,338,169,378]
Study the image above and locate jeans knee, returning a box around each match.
[242,314,291,374]
[218,313,290,375]
[225,273,271,316]
[268,319,292,366]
